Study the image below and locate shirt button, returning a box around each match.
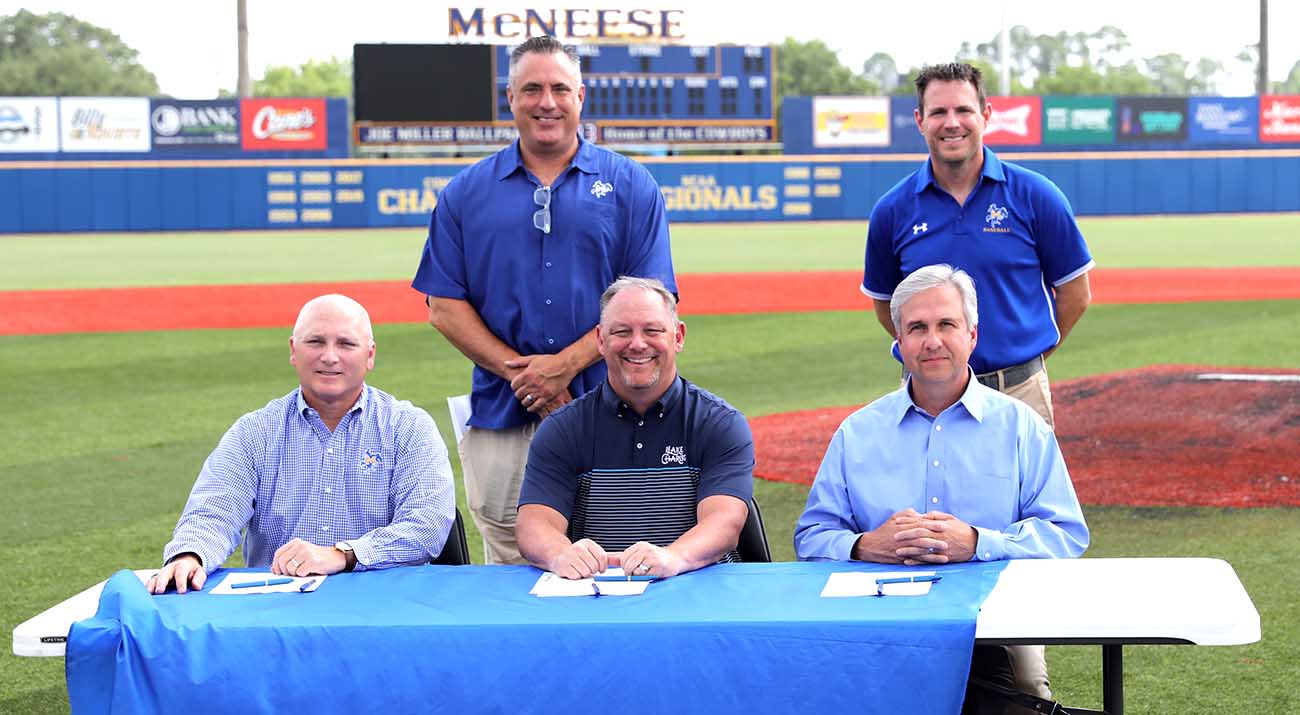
[932,459,939,467]
[324,487,332,494]
[321,525,330,532]
[638,420,644,426]
[545,299,552,305]
[546,261,553,268]
[935,424,942,432]
[326,447,334,454]
[547,338,555,345]
[636,442,643,449]
[984,552,992,559]
[931,497,939,504]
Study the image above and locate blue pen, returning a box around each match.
[591,582,601,598]
[874,574,941,596]
[231,577,294,590]
[298,578,318,593]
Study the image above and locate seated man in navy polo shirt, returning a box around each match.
[516,277,753,580]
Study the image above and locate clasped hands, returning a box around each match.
[146,539,347,595]
[506,354,573,417]
[852,508,978,565]
[548,538,685,581]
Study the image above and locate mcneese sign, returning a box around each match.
[449,7,685,41]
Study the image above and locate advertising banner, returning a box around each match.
[241,98,327,150]
[985,96,1042,146]
[59,97,151,152]
[0,97,60,153]
[811,96,890,148]
[1042,97,1114,145]
[890,97,926,151]
[1259,95,1300,142]
[1188,97,1257,144]
[150,99,239,148]
[1116,96,1188,143]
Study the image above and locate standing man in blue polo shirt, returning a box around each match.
[412,36,675,565]
[516,277,753,580]
[861,63,1092,704]
[863,62,1093,430]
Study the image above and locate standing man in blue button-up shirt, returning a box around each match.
[148,294,457,595]
[796,265,1088,711]
[863,63,1093,430]
[412,36,675,565]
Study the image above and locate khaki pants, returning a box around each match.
[458,423,538,565]
[999,365,1054,703]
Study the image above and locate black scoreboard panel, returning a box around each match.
[353,43,775,148]
[493,44,773,121]
[354,44,495,122]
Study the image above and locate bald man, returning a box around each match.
[149,294,457,594]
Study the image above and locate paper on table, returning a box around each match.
[820,571,938,598]
[529,570,649,597]
[210,573,325,595]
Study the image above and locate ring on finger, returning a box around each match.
[636,563,650,572]
[524,394,534,403]
[289,559,301,569]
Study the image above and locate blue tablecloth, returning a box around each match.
[67,560,1007,714]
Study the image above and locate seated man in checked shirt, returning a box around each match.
[147,294,456,594]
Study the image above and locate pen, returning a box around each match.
[298,578,318,592]
[593,574,655,582]
[591,582,601,598]
[230,577,294,590]
[874,575,943,586]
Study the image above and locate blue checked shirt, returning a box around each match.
[795,374,1088,562]
[163,385,456,572]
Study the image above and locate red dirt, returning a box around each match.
[3,267,1300,335]
[749,366,1300,508]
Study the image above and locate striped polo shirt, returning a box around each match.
[520,376,754,557]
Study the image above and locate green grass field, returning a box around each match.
[2,217,1298,713]
[3,213,1300,290]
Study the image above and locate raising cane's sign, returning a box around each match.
[240,98,327,150]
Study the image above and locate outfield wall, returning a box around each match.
[3,150,1299,233]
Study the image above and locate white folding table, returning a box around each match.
[15,558,1260,714]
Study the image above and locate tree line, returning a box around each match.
[3,10,1299,102]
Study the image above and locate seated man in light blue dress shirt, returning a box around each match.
[794,264,1088,713]
[147,294,457,594]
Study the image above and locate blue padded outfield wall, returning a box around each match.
[2,150,1300,233]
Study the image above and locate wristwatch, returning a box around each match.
[334,541,357,572]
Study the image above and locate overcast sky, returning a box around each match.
[13,1,1297,98]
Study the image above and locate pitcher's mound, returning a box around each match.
[750,366,1300,508]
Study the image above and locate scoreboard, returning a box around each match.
[353,43,775,149]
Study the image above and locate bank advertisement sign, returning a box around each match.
[1042,97,1114,145]
[985,96,1041,146]
[1188,97,1257,144]
[240,98,327,150]
[812,96,890,148]
[1116,96,1188,143]
[58,97,151,152]
[0,97,60,152]
[150,99,239,148]
[1259,95,1300,143]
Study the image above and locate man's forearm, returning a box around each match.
[1050,273,1091,354]
[428,297,522,380]
[667,496,747,571]
[872,298,898,339]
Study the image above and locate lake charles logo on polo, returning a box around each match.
[661,445,686,465]
[984,203,1011,233]
[590,179,613,198]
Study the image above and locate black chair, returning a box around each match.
[431,508,471,565]
[736,497,772,563]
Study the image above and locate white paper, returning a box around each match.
[211,573,325,595]
[820,571,938,598]
[529,569,649,597]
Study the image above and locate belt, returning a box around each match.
[976,356,1045,391]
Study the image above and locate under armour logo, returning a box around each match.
[912,223,928,235]
[590,180,613,198]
